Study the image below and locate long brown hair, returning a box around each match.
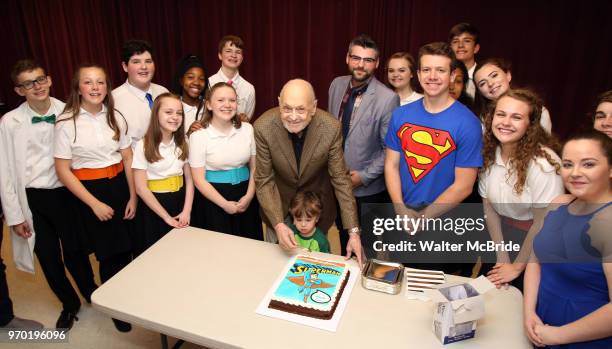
[473,58,512,122]
[59,64,125,142]
[482,89,561,195]
[199,82,242,129]
[143,92,188,163]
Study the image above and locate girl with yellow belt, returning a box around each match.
[132,93,193,255]
[54,64,135,332]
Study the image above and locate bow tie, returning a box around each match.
[32,114,56,124]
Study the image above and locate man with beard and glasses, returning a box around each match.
[328,34,399,255]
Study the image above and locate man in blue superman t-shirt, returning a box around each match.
[384,42,482,273]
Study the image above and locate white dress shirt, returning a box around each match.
[112,80,168,145]
[132,138,185,180]
[540,106,553,135]
[208,69,255,120]
[478,146,564,220]
[182,101,204,134]
[188,122,255,170]
[24,101,64,189]
[400,91,424,106]
[466,63,477,99]
[54,105,131,169]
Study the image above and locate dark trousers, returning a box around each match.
[98,252,131,284]
[336,190,390,256]
[26,188,97,312]
[0,229,14,326]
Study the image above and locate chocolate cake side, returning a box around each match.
[269,270,351,320]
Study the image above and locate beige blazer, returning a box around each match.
[254,107,358,232]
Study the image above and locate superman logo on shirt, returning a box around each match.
[397,123,456,183]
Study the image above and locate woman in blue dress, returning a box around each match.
[524,130,612,348]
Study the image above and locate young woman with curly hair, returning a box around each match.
[478,89,564,290]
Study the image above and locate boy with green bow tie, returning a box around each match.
[0,59,97,330]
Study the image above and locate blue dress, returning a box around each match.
[533,201,612,348]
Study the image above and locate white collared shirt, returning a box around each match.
[540,106,553,135]
[208,69,255,120]
[182,101,204,134]
[112,80,169,145]
[131,138,185,180]
[54,105,131,169]
[466,63,477,99]
[478,146,564,220]
[25,99,64,189]
[400,91,424,106]
[188,122,255,170]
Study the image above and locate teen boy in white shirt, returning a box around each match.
[0,60,97,330]
[112,39,168,145]
[208,35,256,120]
[448,23,481,99]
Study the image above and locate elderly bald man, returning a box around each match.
[254,79,364,266]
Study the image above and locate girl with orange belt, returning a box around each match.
[132,92,194,255]
[54,64,135,332]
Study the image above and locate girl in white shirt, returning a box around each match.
[132,93,194,255]
[473,58,553,134]
[386,52,423,106]
[478,89,564,290]
[172,54,208,133]
[189,82,262,240]
[54,64,135,332]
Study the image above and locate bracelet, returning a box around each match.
[348,227,361,236]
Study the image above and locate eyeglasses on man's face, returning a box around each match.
[349,55,377,64]
[17,76,48,90]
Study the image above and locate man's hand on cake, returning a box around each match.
[275,222,298,250]
[346,232,365,268]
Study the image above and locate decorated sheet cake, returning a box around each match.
[268,255,350,319]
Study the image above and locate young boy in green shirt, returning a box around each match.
[288,191,330,253]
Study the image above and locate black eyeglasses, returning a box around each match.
[18,76,48,90]
[349,55,377,64]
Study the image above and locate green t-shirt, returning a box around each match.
[290,224,330,253]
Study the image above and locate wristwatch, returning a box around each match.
[348,227,361,236]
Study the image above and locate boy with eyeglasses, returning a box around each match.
[209,35,256,120]
[0,59,97,330]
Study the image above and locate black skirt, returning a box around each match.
[133,185,185,256]
[72,174,132,261]
[199,180,263,241]
[190,190,207,229]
